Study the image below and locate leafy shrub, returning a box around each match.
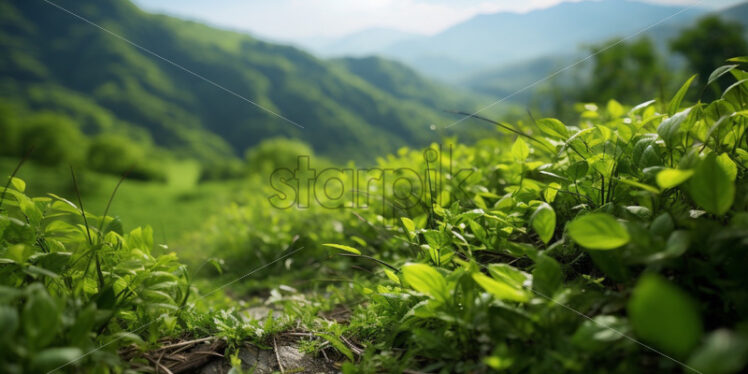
[86,134,165,181]
[192,58,748,373]
[0,178,190,372]
[245,137,314,174]
[19,112,86,166]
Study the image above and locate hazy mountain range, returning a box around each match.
[299,0,712,82]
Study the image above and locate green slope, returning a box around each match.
[0,0,479,163]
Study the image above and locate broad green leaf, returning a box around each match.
[400,217,416,233]
[716,153,737,181]
[383,269,400,285]
[531,203,555,244]
[668,74,696,115]
[544,182,560,203]
[511,137,529,161]
[532,254,562,296]
[322,243,361,255]
[567,213,630,250]
[472,273,530,302]
[567,161,588,180]
[656,169,694,189]
[536,118,569,139]
[727,56,748,63]
[658,108,692,146]
[10,177,25,192]
[628,274,702,357]
[689,154,735,215]
[402,263,448,302]
[487,264,530,290]
[607,99,624,118]
[423,230,450,250]
[468,219,487,244]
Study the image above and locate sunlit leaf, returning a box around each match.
[402,263,448,303]
[567,213,630,250]
[323,243,361,255]
[531,203,555,244]
[472,273,530,302]
[656,169,694,189]
[689,154,734,214]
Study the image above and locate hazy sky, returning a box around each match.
[132,0,742,40]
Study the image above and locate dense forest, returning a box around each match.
[2,0,748,373]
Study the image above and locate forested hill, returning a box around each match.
[0,0,479,162]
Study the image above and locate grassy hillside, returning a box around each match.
[0,0,482,164]
[2,60,747,373]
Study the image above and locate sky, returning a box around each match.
[132,0,743,41]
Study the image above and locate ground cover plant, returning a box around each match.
[2,57,748,374]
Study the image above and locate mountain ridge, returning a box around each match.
[0,0,482,165]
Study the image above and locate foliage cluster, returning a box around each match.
[191,58,748,373]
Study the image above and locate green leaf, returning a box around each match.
[658,108,692,146]
[607,99,624,118]
[532,254,562,296]
[511,137,529,161]
[402,263,448,303]
[383,269,400,285]
[628,274,702,357]
[567,161,588,180]
[400,217,416,233]
[472,273,530,302]
[322,243,361,255]
[668,74,696,115]
[10,177,25,192]
[689,154,735,215]
[468,219,488,244]
[716,153,737,181]
[708,65,738,86]
[656,168,694,189]
[23,286,60,349]
[536,118,569,139]
[727,56,748,63]
[531,203,555,244]
[567,213,630,250]
[487,264,530,290]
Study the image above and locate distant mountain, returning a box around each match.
[381,0,706,81]
[459,1,748,100]
[0,0,482,165]
[721,1,748,37]
[302,28,421,57]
